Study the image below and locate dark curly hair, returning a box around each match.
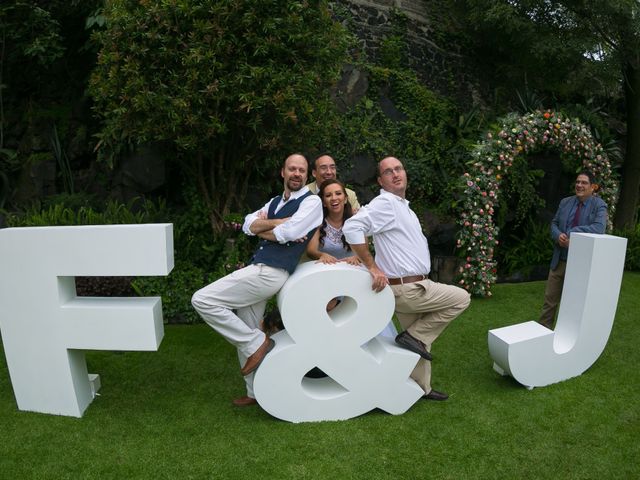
[317,178,353,251]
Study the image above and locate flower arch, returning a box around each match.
[456,110,618,297]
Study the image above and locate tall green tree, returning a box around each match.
[557,0,640,229]
[449,0,640,228]
[90,0,350,233]
[0,1,101,207]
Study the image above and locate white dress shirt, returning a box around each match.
[343,189,431,278]
[243,186,322,244]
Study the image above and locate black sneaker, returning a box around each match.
[395,330,432,361]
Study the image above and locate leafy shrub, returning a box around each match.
[90,0,351,233]
[319,65,459,215]
[5,196,257,323]
[614,224,640,271]
[131,260,210,324]
[5,197,169,226]
[497,220,554,276]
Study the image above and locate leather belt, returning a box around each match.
[388,274,427,285]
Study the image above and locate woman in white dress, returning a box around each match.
[306,179,361,268]
[307,178,397,340]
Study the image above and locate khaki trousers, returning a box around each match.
[391,279,470,394]
[539,261,567,329]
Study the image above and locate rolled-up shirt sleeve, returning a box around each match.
[273,194,322,243]
[344,196,396,245]
[343,208,372,245]
[242,200,271,236]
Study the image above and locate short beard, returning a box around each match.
[287,178,303,191]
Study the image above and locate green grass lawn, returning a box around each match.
[1,274,639,479]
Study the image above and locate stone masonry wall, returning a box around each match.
[332,0,482,107]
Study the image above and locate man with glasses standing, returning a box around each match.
[307,154,360,211]
[343,156,470,402]
[538,171,608,329]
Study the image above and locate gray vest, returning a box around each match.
[250,191,316,273]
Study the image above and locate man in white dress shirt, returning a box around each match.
[192,153,323,406]
[343,156,470,401]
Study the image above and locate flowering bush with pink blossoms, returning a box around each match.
[456,110,618,297]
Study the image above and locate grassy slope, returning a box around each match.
[1,274,639,479]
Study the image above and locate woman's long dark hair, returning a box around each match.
[318,178,353,251]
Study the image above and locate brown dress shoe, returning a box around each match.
[395,330,432,361]
[423,390,448,401]
[232,396,258,406]
[240,337,275,376]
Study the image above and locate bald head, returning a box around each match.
[282,153,308,195]
[377,156,407,198]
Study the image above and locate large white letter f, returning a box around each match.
[0,224,173,417]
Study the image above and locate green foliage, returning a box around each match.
[560,101,624,166]
[169,183,257,272]
[131,213,256,324]
[452,0,621,101]
[319,65,459,214]
[614,223,640,271]
[131,260,208,324]
[5,197,168,227]
[4,192,258,323]
[0,148,19,209]
[457,109,617,296]
[90,0,351,231]
[50,124,74,194]
[0,2,65,68]
[0,2,103,210]
[497,220,554,275]
[497,156,546,228]
[378,8,409,70]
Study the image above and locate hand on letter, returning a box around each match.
[369,265,388,292]
[558,233,570,248]
[341,256,362,266]
[317,253,338,264]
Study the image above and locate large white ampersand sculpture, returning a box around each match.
[253,261,423,423]
[0,224,173,417]
[488,233,627,388]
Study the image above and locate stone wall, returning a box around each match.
[333,0,482,107]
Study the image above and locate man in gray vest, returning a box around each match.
[192,153,322,406]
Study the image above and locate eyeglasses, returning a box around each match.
[380,166,404,177]
[317,164,336,172]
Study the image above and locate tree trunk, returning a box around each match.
[614,61,640,230]
[195,152,223,235]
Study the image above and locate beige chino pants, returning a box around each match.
[391,279,470,395]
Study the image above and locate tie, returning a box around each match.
[571,201,582,228]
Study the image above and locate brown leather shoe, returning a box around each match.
[240,337,275,376]
[232,396,258,407]
[395,330,432,361]
[423,390,448,401]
